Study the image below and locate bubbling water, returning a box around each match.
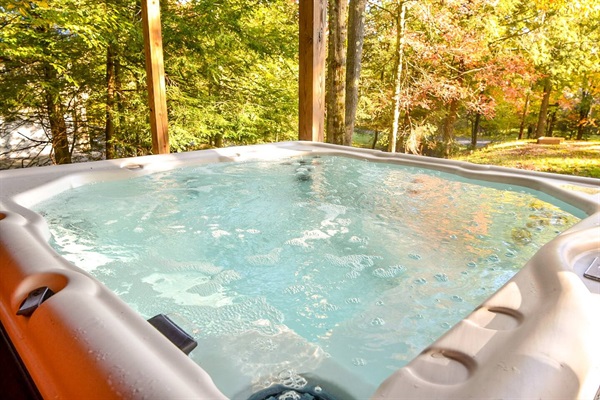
[36,156,582,398]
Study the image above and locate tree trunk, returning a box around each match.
[371,130,379,149]
[115,52,125,139]
[388,0,406,153]
[71,100,82,154]
[518,90,530,140]
[105,43,117,159]
[400,112,411,152]
[442,98,459,157]
[43,63,71,165]
[214,134,223,148]
[325,0,347,145]
[471,112,481,148]
[344,0,366,146]
[546,108,557,137]
[535,78,552,138]
[576,89,592,140]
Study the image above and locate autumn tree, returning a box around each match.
[326,0,347,145]
[388,0,408,153]
[574,75,599,140]
[344,0,367,146]
[514,0,600,139]
[358,0,536,155]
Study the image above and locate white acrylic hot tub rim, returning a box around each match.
[0,141,597,399]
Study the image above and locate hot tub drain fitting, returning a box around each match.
[248,382,338,400]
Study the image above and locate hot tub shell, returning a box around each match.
[0,142,598,399]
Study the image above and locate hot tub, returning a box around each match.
[0,142,599,399]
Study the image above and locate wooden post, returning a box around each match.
[141,0,170,154]
[299,0,326,142]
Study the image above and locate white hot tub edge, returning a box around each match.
[0,141,598,399]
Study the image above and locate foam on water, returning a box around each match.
[35,156,582,398]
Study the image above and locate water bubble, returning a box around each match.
[345,297,361,304]
[285,285,305,295]
[371,317,385,326]
[375,300,384,306]
[319,302,339,312]
[295,168,311,182]
[372,268,387,278]
[277,370,307,389]
[374,265,407,279]
[314,386,323,393]
[487,254,500,263]
[440,322,451,329]
[550,215,568,226]
[467,261,477,268]
[434,273,448,282]
[408,253,422,260]
[346,270,360,279]
[391,265,407,273]
[414,277,427,285]
[349,236,366,243]
[352,358,367,366]
[451,295,463,302]
[279,391,301,400]
[505,250,516,258]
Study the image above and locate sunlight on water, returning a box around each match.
[35,156,581,398]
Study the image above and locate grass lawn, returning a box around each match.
[453,140,600,179]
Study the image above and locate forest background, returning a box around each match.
[1,0,598,171]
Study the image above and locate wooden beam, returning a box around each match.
[299,0,327,142]
[141,0,170,154]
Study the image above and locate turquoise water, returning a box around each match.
[35,156,581,398]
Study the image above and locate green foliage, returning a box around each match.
[161,0,298,149]
[0,0,149,161]
[1,0,598,167]
[1,0,299,164]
